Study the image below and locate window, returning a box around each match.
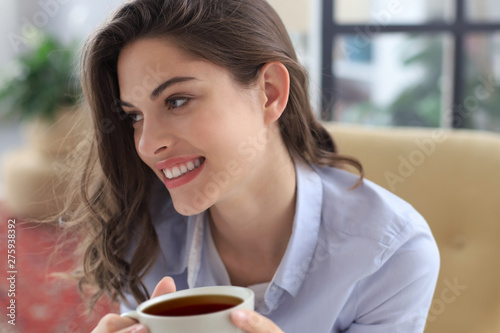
[321,0,500,132]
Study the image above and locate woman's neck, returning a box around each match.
[208,145,297,286]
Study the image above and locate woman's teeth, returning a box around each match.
[163,157,203,180]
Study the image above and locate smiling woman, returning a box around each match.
[55,1,440,333]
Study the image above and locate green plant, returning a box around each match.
[389,35,443,128]
[0,35,81,122]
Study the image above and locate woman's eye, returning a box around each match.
[128,113,143,123]
[166,97,189,109]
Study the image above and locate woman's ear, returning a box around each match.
[258,62,290,125]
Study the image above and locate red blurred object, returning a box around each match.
[0,202,119,332]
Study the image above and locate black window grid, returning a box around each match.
[321,0,500,127]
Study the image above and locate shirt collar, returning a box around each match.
[186,212,205,289]
[271,157,323,297]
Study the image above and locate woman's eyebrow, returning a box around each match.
[117,76,198,108]
[150,76,197,100]
[117,100,135,108]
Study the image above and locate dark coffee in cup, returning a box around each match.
[143,294,243,317]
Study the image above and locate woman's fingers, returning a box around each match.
[230,310,284,333]
[151,276,177,298]
[92,276,176,333]
[116,323,148,333]
[92,313,144,333]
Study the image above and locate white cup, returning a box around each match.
[122,286,254,333]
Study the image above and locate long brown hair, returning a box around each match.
[71,0,363,308]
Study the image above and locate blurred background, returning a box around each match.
[0,0,499,332]
[0,0,126,195]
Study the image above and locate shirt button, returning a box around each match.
[270,285,278,292]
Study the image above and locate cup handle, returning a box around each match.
[121,310,140,322]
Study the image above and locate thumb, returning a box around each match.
[151,276,177,298]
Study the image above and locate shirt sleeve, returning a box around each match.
[345,218,440,333]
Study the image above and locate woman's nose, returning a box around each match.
[136,114,172,157]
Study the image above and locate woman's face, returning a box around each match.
[117,38,275,215]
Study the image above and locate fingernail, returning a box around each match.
[232,310,248,324]
[131,324,147,333]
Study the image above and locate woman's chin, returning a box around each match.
[171,198,211,217]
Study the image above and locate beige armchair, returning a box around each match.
[325,123,500,333]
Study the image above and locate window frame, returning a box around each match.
[321,0,500,127]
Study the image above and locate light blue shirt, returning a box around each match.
[122,158,440,332]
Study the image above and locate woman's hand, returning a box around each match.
[230,310,284,333]
[91,277,177,333]
[90,314,146,333]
